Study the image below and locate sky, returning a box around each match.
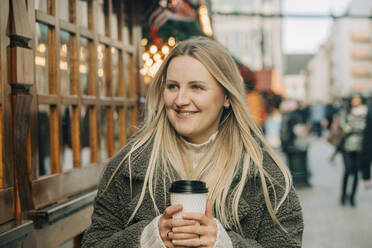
[282,0,351,54]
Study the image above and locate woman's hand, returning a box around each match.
[159,204,199,248]
[171,200,217,248]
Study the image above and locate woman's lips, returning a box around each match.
[175,109,198,119]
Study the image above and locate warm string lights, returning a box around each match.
[198,3,213,37]
[140,37,177,85]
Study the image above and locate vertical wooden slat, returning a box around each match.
[50,105,60,173]
[106,106,114,158]
[0,0,5,188]
[71,105,81,167]
[89,106,98,163]
[105,46,112,97]
[129,54,137,135]
[69,0,77,24]
[87,0,94,30]
[118,107,126,147]
[0,106,3,188]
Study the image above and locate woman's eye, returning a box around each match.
[166,84,178,89]
[192,85,203,90]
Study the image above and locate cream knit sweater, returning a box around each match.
[140,132,232,247]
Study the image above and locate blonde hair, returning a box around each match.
[105,37,292,233]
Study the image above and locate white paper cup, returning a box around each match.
[169,180,208,219]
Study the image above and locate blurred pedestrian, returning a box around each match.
[310,101,326,137]
[82,37,304,248]
[339,93,368,206]
[360,101,372,190]
[280,100,310,187]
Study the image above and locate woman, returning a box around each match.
[339,93,368,206]
[82,37,303,247]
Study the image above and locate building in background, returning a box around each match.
[305,0,372,101]
[283,54,313,101]
[212,0,283,73]
[306,42,332,102]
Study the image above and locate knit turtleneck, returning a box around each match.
[182,131,218,169]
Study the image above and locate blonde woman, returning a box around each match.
[82,37,303,248]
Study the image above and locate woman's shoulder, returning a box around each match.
[101,140,153,185]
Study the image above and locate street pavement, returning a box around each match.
[277,136,372,248]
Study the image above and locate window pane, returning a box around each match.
[111,0,119,40]
[97,0,105,35]
[58,0,69,22]
[60,31,71,95]
[35,23,49,94]
[35,0,47,12]
[77,0,88,27]
[100,106,108,161]
[112,48,119,97]
[61,105,73,171]
[97,44,106,97]
[124,52,130,98]
[38,105,51,176]
[79,38,89,95]
[81,106,91,166]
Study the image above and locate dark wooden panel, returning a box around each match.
[0,220,33,247]
[0,188,14,225]
[32,163,105,209]
[35,10,56,26]
[32,204,93,247]
[28,190,96,229]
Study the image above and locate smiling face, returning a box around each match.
[163,55,229,144]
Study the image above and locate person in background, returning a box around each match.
[339,93,368,206]
[81,37,303,248]
[360,100,372,190]
[310,101,326,137]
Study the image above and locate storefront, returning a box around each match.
[0,0,143,247]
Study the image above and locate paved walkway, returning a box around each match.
[281,137,372,248]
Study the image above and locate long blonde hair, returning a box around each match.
[106,37,292,233]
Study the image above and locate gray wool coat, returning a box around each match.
[81,142,304,247]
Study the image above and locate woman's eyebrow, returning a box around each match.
[165,80,207,85]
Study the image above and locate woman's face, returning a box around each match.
[163,55,228,144]
[351,95,362,107]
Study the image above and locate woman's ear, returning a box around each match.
[223,96,230,108]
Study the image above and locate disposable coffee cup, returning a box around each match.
[169,180,208,219]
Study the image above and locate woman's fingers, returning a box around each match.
[167,231,199,240]
[163,204,183,218]
[182,212,211,226]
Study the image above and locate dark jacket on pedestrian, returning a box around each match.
[81,141,304,248]
[360,105,372,180]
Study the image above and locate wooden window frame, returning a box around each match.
[30,0,139,209]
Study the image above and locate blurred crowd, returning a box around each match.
[261,94,372,206]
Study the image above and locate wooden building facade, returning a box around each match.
[0,0,144,247]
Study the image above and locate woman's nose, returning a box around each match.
[175,89,190,106]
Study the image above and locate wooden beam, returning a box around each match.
[31,163,104,209]
[10,0,33,39]
[12,93,34,211]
